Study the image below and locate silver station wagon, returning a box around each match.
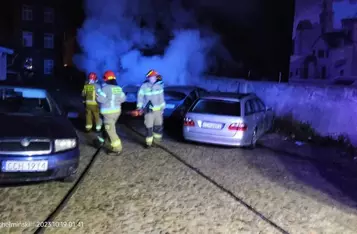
[182,92,274,148]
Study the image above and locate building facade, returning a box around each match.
[0,0,65,80]
[290,0,357,82]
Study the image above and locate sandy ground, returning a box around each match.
[2,122,357,234]
[124,121,357,234]
[47,127,278,234]
[0,143,96,234]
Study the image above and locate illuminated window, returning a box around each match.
[44,33,54,49]
[44,59,54,74]
[22,31,33,47]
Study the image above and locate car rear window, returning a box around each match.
[190,99,241,116]
[164,91,186,101]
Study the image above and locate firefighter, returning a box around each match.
[82,72,102,132]
[136,69,165,148]
[96,70,126,155]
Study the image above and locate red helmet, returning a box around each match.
[88,72,97,81]
[103,70,116,81]
[146,69,159,78]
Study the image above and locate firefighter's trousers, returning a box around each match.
[85,104,102,131]
[144,110,163,146]
[97,112,122,152]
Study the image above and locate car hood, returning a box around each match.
[0,114,77,139]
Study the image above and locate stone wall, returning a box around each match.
[192,76,357,145]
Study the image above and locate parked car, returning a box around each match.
[121,85,140,118]
[164,86,208,119]
[0,86,80,183]
[183,92,274,148]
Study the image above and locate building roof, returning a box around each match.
[0,46,13,54]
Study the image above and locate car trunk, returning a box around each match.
[184,98,243,137]
[185,113,243,137]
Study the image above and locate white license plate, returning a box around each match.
[202,122,222,129]
[2,160,48,172]
[165,104,175,109]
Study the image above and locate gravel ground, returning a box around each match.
[126,120,357,234]
[46,127,279,234]
[0,135,97,234]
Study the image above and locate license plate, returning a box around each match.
[202,122,223,129]
[2,160,48,172]
[165,104,175,109]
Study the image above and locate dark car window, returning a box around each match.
[190,99,241,116]
[196,88,207,97]
[0,88,55,116]
[164,91,186,101]
[125,92,137,102]
[244,100,253,115]
[250,99,260,112]
[189,91,197,100]
[256,98,266,111]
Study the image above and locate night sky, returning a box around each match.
[65,0,294,81]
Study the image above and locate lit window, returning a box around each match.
[44,33,54,49]
[44,59,54,74]
[22,31,33,47]
[22,5,33,21]
[44,7,54,23]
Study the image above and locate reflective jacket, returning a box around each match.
[96,84,126,114]
[137,80,165,111]
[82,83,100,105]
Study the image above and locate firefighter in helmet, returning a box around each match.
[96,70,126,155]
[136,69,165,147]
[82,72,102,132]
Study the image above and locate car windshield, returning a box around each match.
[190,99,241,116]
[164,91,186,101]
[0,87,56,116]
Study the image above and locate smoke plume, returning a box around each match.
[74,0,234,85]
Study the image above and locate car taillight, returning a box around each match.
[228,123,247,131]
[184,117,195,126]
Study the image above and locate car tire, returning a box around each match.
[248,128,258,149]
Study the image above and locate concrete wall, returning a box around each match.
[193,76,357,145]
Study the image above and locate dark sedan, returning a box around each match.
[163,86,208,119]
[0,86,80,183]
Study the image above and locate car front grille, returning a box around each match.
[0,139,51,155]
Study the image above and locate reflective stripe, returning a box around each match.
[100,108,121,114]
[141,89,163,95]
[85,125,92,129]
[97,90,106,97]
[96,125,102,130]
[151,102,165,111]
[153,133,162,139]
[85,100,97,105]
[146,136,153,145]
[97,136,105,142]
[111,140,121,148]
[137,102,143,108]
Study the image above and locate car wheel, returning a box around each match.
[248,128,258,149]
[59,173,77,183]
